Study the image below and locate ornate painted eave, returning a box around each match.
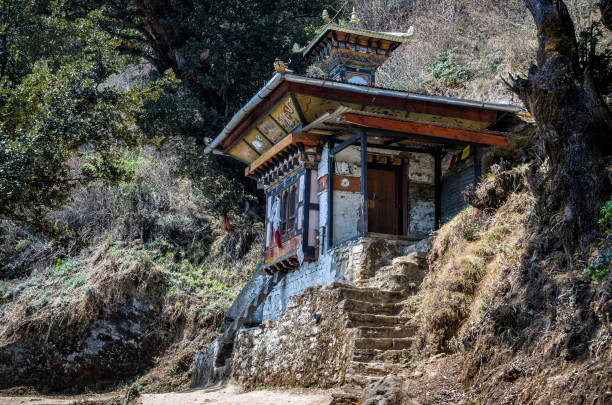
[302,23,411,58]
[204,73,524,167]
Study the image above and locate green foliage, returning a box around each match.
[598,196,612,234]
[32,291,51,308]
[73,0,344,218]
[461,222,478,241]
[45,258,82,285]
[586,253,610,281]
[66,275,86,290]
[429,49,470,86]
[0,281,9,304]
[577,21,612,94]
[186,150,257,218]
[586,195,612,282]
[0,1,174,234]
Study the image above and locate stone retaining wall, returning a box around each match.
[232,284,356,388]
[262,237,416,321]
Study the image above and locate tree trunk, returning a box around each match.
[507,0,612,265]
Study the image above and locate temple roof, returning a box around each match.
[302,23,412,59]
[203,73,523,165]
[243,106,518,177]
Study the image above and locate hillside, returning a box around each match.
[0,0,610,403]
[368,0,601,102]
[401,171,611,404]
[0,149,262,393]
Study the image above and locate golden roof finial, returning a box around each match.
[350,6,359,26]
[274,58,290,74]
[322,9,331,24]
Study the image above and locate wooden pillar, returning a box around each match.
[302,169,311,254]
[327,145,334,251]
[360,131,368,236]
[473,145,482,185]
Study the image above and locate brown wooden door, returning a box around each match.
[367,168,399,234]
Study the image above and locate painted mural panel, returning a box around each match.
[257,117,286,144]
[294,94,361,123]
[244,130,273,154]
[229,141,259,163]
[271,95,302,132]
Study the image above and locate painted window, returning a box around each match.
[266,176,300,245]
[280,184,297,237]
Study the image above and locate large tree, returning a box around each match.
[67,0,343,219]
[506,0,612,265]
[0,1,166,232]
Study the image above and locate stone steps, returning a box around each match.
[346,312,407,327]
[330,283,406,303]
[344,373,383,388]
[354,337,414,350]
[341,299,402,316]
[352,348,409,363]
[346,361,402,377]
[356,325,417,339]
[333,252,430,403]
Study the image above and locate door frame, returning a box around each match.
[327,130,454,251]
[366,163,403,236]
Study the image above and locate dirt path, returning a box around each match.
[141,383,332,405]
[0,383,332,405]
[0,393,120,404]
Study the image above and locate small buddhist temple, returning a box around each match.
[203,9,523,324]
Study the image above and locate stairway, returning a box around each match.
[191,270,287,388]
[331,252,427,404]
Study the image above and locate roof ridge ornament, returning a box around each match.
[349,6,359,26]
[322,9,331,24]
[274,58,292,74]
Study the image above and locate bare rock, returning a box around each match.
[360,375,410,405]
[464,166,525,211]
[360,252,428,292]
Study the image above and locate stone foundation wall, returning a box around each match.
[261,237,416,321]
[262,258,338,321]
[232,285,356,388]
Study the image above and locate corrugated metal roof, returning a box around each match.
[204,73,524,154]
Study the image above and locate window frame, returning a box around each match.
[267,175,300,244]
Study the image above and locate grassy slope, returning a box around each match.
[399,168,611,403]
[355,0,601,103]
[0,149,262,392]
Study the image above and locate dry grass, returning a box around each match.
[0,148,263,392]
[349,0,601,102]
[416,188,534,353]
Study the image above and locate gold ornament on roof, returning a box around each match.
[322,9,331,23]
[274,58,290,74]
[350,7,359,26]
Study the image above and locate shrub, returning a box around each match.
[429,49,470,87]
[66,275,87,290]
[585,253,610,281]
[461,222,478,241]
[586,195,612,281]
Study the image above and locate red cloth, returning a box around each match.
[274,229,282,248]
[448,154,457,170]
